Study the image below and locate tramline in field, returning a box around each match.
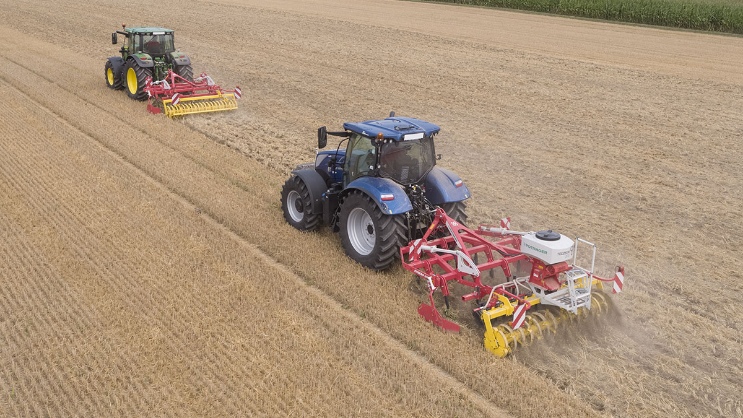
[104,24,241,117]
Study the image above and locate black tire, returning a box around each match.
[124,60,152,101]
[339,191,407,271]
[175,64,193,82]
[441,201,468,225]
[281,176,320,231]
[104,60,123,90]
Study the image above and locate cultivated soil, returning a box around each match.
[1,0,741,416]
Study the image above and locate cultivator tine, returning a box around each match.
[418,303,460,333]
[162,94,238,117]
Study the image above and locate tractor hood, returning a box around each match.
[343,117,440,141]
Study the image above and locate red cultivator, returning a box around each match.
[144,70,241,117]
[401,208,625,357]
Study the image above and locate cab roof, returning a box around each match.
[343,117,440,141]
[126,27,174,34]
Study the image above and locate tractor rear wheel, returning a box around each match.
[339,191,406,271]
[441,201,468,225]
[281,176,320,231]
[125,60,152,101]
[104,60,123,90]
[175,64,193,82]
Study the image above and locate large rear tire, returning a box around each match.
[339,191,407,271]
[104,60,123,90]
[281,176,320,231]
[441,201,468,225]
[175,64,193,82]
[125,60,152,101]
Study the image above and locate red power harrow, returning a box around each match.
[144,70,242,117]
[401,208,625,357]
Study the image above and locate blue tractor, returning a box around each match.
[281,114,471,270]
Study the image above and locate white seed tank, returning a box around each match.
[520,230,574,265]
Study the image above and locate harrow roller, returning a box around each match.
[162,94,238,117]
[482,293,609,357]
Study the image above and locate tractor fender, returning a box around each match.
[423,167,471,205]
[169,52,191,66]
[344,177,412,215]
[106,57,125,77]
[292,168,328,215]
[128,53,154,68]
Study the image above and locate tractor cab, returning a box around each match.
[113,27,175,58]
[342,117,439,187]
[110,26,187,83]
[317,116,440,188]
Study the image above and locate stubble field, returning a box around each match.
[1,0,741,416]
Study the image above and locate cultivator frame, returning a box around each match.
[401,208,625,357]
[144,70,241,117]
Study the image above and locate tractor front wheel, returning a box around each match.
[339,191,406,271]
[281,176,320,231]
[125,60,152,101]
[104,60,123,90]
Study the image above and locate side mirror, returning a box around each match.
[317,126,327,149]
[112,33,118,44]
[389,111,395,117]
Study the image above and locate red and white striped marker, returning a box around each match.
[172,93,181,106]
[500,217,511,230]
[234,87,242,100]
[613,267,625,294]
[510,303,527,329]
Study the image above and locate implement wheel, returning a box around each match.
[339,191,406,271]
[281,176,320,231]
[104,60,123,90]
[175,64,193,82]
[125,60,152,101]
[441,201,468,225]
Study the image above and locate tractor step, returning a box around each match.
[536,269,593,314]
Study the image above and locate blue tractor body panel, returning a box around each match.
[315,149,345,184]
[423,167,471,205]
[345,177,413,215]
[343,117,440,141]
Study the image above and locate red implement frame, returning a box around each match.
[144,69,241,115]
[400,208,623,333]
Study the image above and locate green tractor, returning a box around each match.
[104,24,193,100]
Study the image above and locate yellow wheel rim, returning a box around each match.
[106,68,114,86]
[127,68,138,95]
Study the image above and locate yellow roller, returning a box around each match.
[162,93,238,117]
[482,293,609,357]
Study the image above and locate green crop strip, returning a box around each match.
[422,0,743,34]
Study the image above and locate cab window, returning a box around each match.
[344,134,376,185]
